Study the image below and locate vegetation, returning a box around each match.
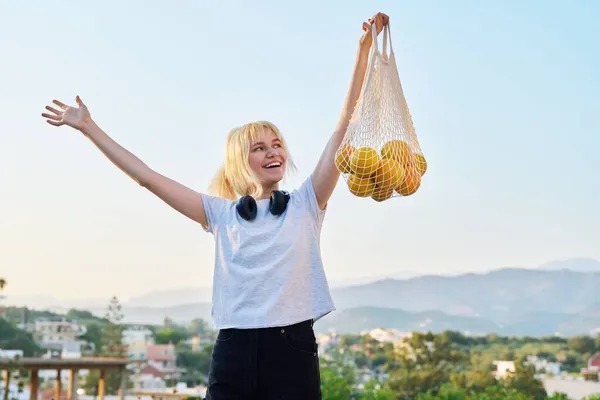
[1,298,599,399]
[317,330,600,399]
[0,279,43,356]
[82,296,128,395]
[133,323,600,399]
[0,318,40,356]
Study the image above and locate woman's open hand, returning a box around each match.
[359,12,389,50]
[41,96,92,132]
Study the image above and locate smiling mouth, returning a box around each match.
[263,162,282,169]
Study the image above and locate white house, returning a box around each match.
[526,355,561,376]
[366,328,412,343]
[122,326,154,346]
[493,360,516,378]
[25,318,87,354]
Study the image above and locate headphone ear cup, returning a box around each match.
[237,195,257,221]
[269,190,290,216]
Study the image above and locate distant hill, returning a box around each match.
[330,268,600,325]
[84,302,214,326]
[313,306,501,335]
[313,306,600,336]
[6,259,600,337]
[535,258,600,273]
[7,258,599,311]
[124,287,213,308]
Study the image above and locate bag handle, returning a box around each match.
[370,21,394,60]
[350,20,394,124]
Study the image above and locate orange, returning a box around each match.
[414,153,428,176]
[349,147,380,178]
[381,139,412,164]
[397,166,421,196]
[347,174,376,197]
[335,145,355,174]
[373,158,404,190]
[371,187,394,202]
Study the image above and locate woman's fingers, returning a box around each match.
[52,99,68,110]
[45,105,62,115]
[41,112,62,121]
[46,119,63,126]
[42,102,65,126]
[369,12,389,27]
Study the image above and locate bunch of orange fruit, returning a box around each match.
[335,139,427,201]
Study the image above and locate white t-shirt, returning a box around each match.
[200,176,336,329]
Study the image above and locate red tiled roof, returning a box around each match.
[147,344,176,361]
[139,364,165,378]
[590,353,600,368]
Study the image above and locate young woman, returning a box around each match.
[41,12,389,399]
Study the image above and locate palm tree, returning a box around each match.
[0,277,5,304]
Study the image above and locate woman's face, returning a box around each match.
[247,127,287,188]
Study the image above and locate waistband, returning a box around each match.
[226,319,314,332]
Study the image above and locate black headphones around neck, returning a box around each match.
[236,190,290,221]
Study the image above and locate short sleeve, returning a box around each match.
[200,193,232,233]
[293,175,327,222]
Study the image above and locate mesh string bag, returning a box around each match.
[335,22,427,202]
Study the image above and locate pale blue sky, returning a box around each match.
[1,1,599,302]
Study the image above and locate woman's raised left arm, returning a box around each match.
[311,12,388,210]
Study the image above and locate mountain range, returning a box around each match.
[6,257,600,337]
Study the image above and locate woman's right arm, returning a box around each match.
[41,96,209,228]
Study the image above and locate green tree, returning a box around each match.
[358,379,395,400]
[568,335,597,355]
[385,332,469,398]
[176,343,214,386]
[417,383,538,400]
[155,327,189,345]
[101,296,126,356]
[503,359,547,400]
[83,296,127,395]
[556,352,583,373]
[339,334,362,348]
[546,393,570,400]
[188,318,210,336]
[319,351,356,399]
[163,316,174,328]
[355,352,369,369]
[0,318,41,356]
[535,351,557,362]
[80,322,104,354]
[500,349,516,361]
[440,330,471,347]
[320,367,353,400]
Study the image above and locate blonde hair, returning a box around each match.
[209,121,296,200]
